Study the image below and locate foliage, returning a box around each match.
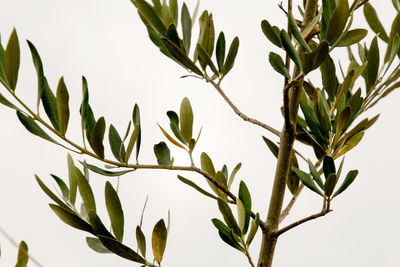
[0,0,399,266]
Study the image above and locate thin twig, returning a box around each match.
[276,208,332,237]
[205,76,281,137]
[0,226,44,267]
[279,184,304,223]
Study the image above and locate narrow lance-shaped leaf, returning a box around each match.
[292,167,324,196]
[179,97,193,143]
[41,77,59,131]
[167,110,186,144]
[154,142,171,165]
[4,28,19,91]
[222,37,239,76]
[197,44,219,75]
[67,154,77,205]
[324,173,338,197]
[0,92,20,111]
[367,36,379,89]
[332,170,359,198]
[261,20,282,47]
[288,11,311,52]
[228,162,242,189]
[75,167,96,213]
[98,235,146,264]
[211,218,244,251]
[27,40,45,110]
[363,3,389,43]
[56,77,70,136]
[157,123,186,149]
[15,241,28,267]
[125,124,140,163]
[16,111,59,145]
[136,226,146,257]
[0,33,9,88]
[105,182,125,242]
[217,198,241,236]
[152,219,168,264]
[49,204,95,234]
[87,210,114,238]
[308,160,324,189]
[238,181,252,235]
[177,175,217,200]
[269,52,290,79]
[89,117,106,159]
[50,174,69,200]
[181,3,192,54]
[246,213,260,246]
[109,124,126,162]
[132,104,141,161]
[323,155,336,179]
[326,0,350,44]
[301,41,329,74]
[134,0,167,35]
[216,32,226,72]
[385,10,400,62]
[35,175,71,211]
[337,29,368,47]
[280,30,302,70]
[79,161,133,177]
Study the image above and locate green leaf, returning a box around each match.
[50,174,69,200]
[0,92,20,111]
[321,0,336,40]
[301,41,329,74]
[89,117,106,159]
[326,0,349,44]
[166,110,186,144]
[211,218,244,251]
[181,3,192,54]
[0,34,8,88]
[323,155,336,179]
[41,77,59,131]
[268,52,290,79]
[56,77,70,136]
[169,0,178,25]
[320,54,338,101]
[80,161,132,177]
[125,124,140,163]
[222,37,239,76]
[166,24,180,47]
[292,167,324,196]
[228,162,241,189]
[152,219,168,264]
[336,131,364,158]
[261,20,282,47]
[337,29,368,47]
[385,11,400,62]
[280,30,302,70]
[308,160,324,189]
[179,97,193,143]
[246,213,260,246]
[136,226,146,257]
[157,123,186,149]
[86,237,111,254]
[177,175,217,199]
[216,32,226,72]
[27,40,45,110]
[332,170,358,198]
[49,204,94,234]
[161,38,203,75]
[80,77,96,142]
[4,28,19,91]
[197,11,215,57]
[134,0,167,35]
[236,199,246,235]
[217,198,241,236]
[393,0,400,10]
[109,124,126,162]
[87,210,114,239]
[336,106,351,136]
[214,171,228,190]
[324,173,338,197]
[153,141,171,165]
[98,235,146,263]
[288,11,311,52]
[385,34,400,67]
[15,241,28,267]
[200,152,216,176]
[196,44,219,75]
[367,36,380,89]
[76,167,96,213]
[105,182,125,242]
[363,3,389,43]
[67,154,77,205]
[262,136,279,158]
[16,111,59,145]
[238,181,252,235]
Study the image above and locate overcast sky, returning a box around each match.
[0,0,399,266]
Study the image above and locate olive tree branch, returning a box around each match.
[204,75,281,137]
[276,208,332,237]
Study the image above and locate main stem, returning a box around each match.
[257,1,319,266]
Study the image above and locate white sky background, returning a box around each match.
[0,0,399,266]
